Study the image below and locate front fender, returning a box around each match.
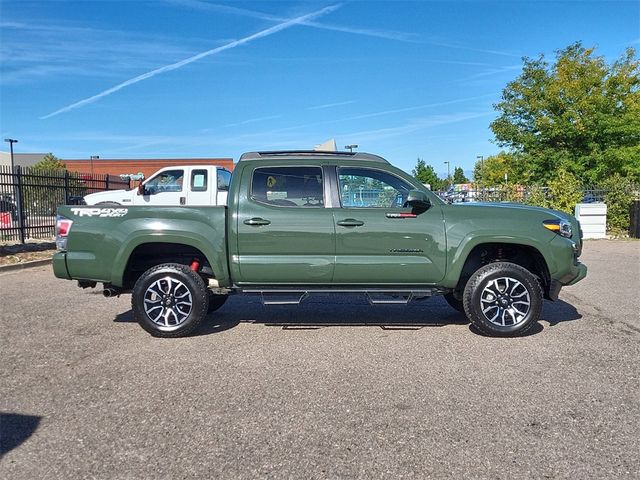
[441,233,557,289]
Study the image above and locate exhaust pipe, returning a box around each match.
[103,287,121,298]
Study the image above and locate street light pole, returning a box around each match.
[90,155,99,178]
[4,138,23,242]
[444,161,450,185]
[4,138,18,172]
[476,155,484,176]
[344,144,358,153]
[476,155,484,198]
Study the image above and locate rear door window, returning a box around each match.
[251,167,324,207]
[191,170,207,192]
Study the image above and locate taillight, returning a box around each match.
[55,215,73,251]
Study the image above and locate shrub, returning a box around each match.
[525,185,550,209]
[602,174,636,236]
[546,169,583,214]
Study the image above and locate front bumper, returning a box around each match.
[548,262,587,300]
[564,262,588,286]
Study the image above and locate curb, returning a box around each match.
[0,258,52,273]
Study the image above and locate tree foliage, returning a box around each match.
[452,167,468,184]
[490,42,640,184]
[34,153,65,170]
[473,151,530,186]
[412,158,442,190]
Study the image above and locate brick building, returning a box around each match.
[63,158,234,178]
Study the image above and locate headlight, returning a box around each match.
[543,219,572,238]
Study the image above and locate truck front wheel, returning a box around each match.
[132,263,209,338]
[463,262,542,337]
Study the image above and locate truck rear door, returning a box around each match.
[236,165,335,283]
[186,167,212,206]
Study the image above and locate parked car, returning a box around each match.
[83,165,232,206]
[0,198,18,222]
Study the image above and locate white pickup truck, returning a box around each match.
[84,165,232,206]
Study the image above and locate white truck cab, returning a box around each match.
[84,166,231,206]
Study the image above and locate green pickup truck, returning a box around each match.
[53,150,587,337]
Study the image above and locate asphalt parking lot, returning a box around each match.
[1,240,639,479]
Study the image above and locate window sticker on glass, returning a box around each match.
[193,174,205,188]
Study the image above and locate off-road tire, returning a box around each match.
[132,263,209,338]
[444,292,465,314]
[463,262,542,337]
[207,292,228,313]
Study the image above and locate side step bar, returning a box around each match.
[239,286,443,307]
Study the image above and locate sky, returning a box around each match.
[1,0,638,176]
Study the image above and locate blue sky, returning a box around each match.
[1,0,638,176]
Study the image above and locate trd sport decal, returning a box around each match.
[70,208,128,217]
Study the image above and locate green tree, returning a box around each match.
[473,151,529,186]
[34,153,65,170]
[452,166,468,184]
[412,158,441,190]
[491,42,640,184]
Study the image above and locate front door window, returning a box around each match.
[338,168,411,209]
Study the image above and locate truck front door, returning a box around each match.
[236,165,335,283]
[332,167,446,284]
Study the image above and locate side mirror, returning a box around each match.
[404,190,431,213]
[137,183,147,196]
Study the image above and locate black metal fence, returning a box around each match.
[0,166,130,243]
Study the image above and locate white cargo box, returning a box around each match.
[575,203,607,239]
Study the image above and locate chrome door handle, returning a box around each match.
[244,217,271,226]
[337,218,364,227]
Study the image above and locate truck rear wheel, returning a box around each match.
[463,262,542,337]
[132,263,209,338]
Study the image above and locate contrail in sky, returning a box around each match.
[40,4,340,119]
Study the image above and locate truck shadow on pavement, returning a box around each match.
[0,413,42,457]
[114,295,582,337]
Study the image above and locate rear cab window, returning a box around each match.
[251,166,324,207]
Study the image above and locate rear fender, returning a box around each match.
[111,231,229,288]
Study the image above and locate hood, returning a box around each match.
[84,189,129,205]
[452,201,582,250]
[455,202,573,221]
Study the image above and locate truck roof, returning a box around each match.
[238,150,389,164]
